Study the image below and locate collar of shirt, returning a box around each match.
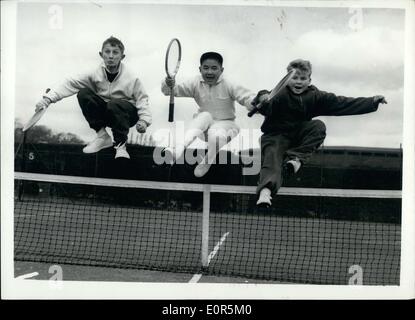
[101,62,123,76]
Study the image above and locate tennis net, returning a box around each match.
[14,172,401,285]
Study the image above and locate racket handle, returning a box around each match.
[248,102,262,117]
[168,92,174,122]
[247,108,258,117]
[168,103,174,122]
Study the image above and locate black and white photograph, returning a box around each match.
[1,0,414,301]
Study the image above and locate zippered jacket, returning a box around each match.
[260,85,378,134]
[161,75,256,121]
[44,63,152,126]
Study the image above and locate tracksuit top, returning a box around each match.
[44,63,152,126]
[260,85,379,134]
[161,75,256,121]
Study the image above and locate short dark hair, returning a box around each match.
[200,52,223,65]
[102,36,125,54]
[287,59,312,75]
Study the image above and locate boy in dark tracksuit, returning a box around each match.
[253,59,387,207]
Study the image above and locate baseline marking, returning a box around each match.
[188,274,202,283]
[208,232,230,264]
[189,232,230,283]
[16,272,39,280]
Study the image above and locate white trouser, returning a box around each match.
[181,111,240,164]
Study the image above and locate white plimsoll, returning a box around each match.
[256,188,272,207]
[83,128,113,154]
[194,161,211,178]
[114,142,130,159]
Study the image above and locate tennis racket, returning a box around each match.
[248,68,296,117]
[23,88,51,132]
[165,38,182,122]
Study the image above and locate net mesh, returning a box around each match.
[207,196,400,284]
[14,173,401,285]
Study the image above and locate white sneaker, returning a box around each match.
[286,158,301,175]
[194,162,212,178]
[83,128,113,153]
[114,142,130,159]
[256,188,272,207]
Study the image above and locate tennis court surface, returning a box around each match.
[14,172,401,285]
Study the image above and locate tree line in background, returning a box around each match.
[15,119,85,144]
[15,118,156,146]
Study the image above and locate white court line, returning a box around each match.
[188,274,202,283]
[16,272,39,280]
[208,232,230,264]
[189,232,230,283]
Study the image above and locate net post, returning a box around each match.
[201,184,210,267]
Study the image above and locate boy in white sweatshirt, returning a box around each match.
[35,36,152,159]
[161,51,257,177]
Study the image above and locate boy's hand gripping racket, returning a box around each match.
[23,88,51,132]
[165,38,182,122]
[248,69,296,117]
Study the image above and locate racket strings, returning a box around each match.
[166,41,181,77]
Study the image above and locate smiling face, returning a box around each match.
[199,58,224,86]
[287,69,311,95]
[99,43,125,73]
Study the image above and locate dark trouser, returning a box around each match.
[77,88,138,145]
[256,120,326,195]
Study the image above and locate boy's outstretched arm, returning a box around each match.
[37,73,93,109]
[229,83,257,110]
[34,73,93,114]
[161,77,195,97]
[313,90,387,117]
